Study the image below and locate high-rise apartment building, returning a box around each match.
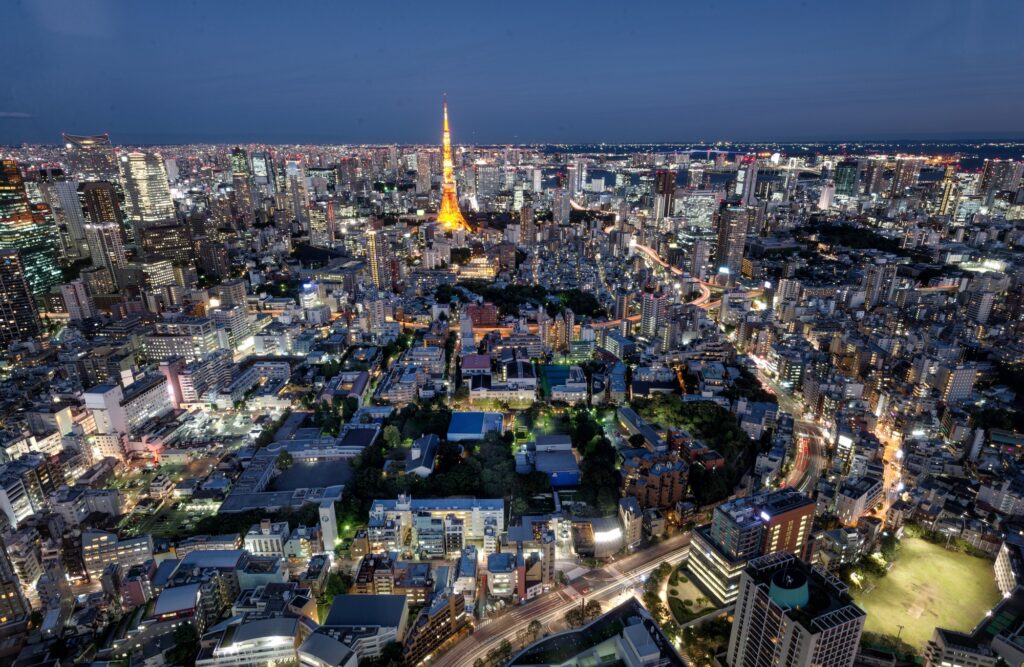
[735,158,758,205]
[84,222,128,282]
[889,156,923,197]
[727,552,865,667]
[862,158,887,196]
[979,158,1023,205]
[714,205,750,278]
[366,227,393,291]
[863,263,897,310]
[639,289,667,340]
[60,279,98,321]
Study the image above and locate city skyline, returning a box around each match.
[2,1,1023,145]
[1,3,1024,667]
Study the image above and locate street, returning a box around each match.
[430,533,692,667]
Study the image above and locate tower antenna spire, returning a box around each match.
[436,96,469,232]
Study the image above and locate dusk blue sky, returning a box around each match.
[1,0,1022,145]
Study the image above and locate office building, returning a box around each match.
[0,160,63,295]
[0,251,41,345]
[80,180,123,226]
[81,530,155,580]
[51,176,88,258]
[120,151,175,239]
[63,132,119,182]
[833,159,860,197]
[728,552,865,667]
[654,169,676,219]
[244,519,290,558]
[689,489,815,604]
[143,317,225,362]
[140,222,193,264]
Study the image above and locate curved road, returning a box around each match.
[431,534,691,667]
[631,243,713,307]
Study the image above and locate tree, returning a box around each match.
[363,641,404,667]
[276,450,294,470]
[166,623,200,666]
[341,396,360,421]
[382,425,401,449]
[527,619,543,643]
[497,639,513,662]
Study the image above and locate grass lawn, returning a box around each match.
[854,537,999,649]
[668,570,715,623]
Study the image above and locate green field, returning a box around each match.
[855,537,999,649]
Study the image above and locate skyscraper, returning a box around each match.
[366,227,393,291]
[0,160,63,296]
[251,151,276,195]
[639,289,667,340]
[735,157,758,205]
[80,181,123,227]
[230,147,255,226]
[60,279,98,321]
[519,205,535,247]
[727,552,865,667]
[436,99,470,232]
[690,239,710,280]
[689,489,815,604]
[415,150,433,194]
[62,132,119,183]
[120,151,175,242]
[0,250,42,344]
[979,158,1023,205]
[862,158,887,196]
[863,263,897,310]
[833,159,860,197]
[714,205,750,277]
[84,222,128,283]
[938,163,959,216]
[889,156,923,198]
[49,177,89,260]
[654,169,676,219]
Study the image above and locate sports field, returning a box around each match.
[855,537,1000,649]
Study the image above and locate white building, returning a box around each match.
[244,519,290,558]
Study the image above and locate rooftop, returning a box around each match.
[322,594,407,628]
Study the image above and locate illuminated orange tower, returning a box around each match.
[437,97,470,231]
